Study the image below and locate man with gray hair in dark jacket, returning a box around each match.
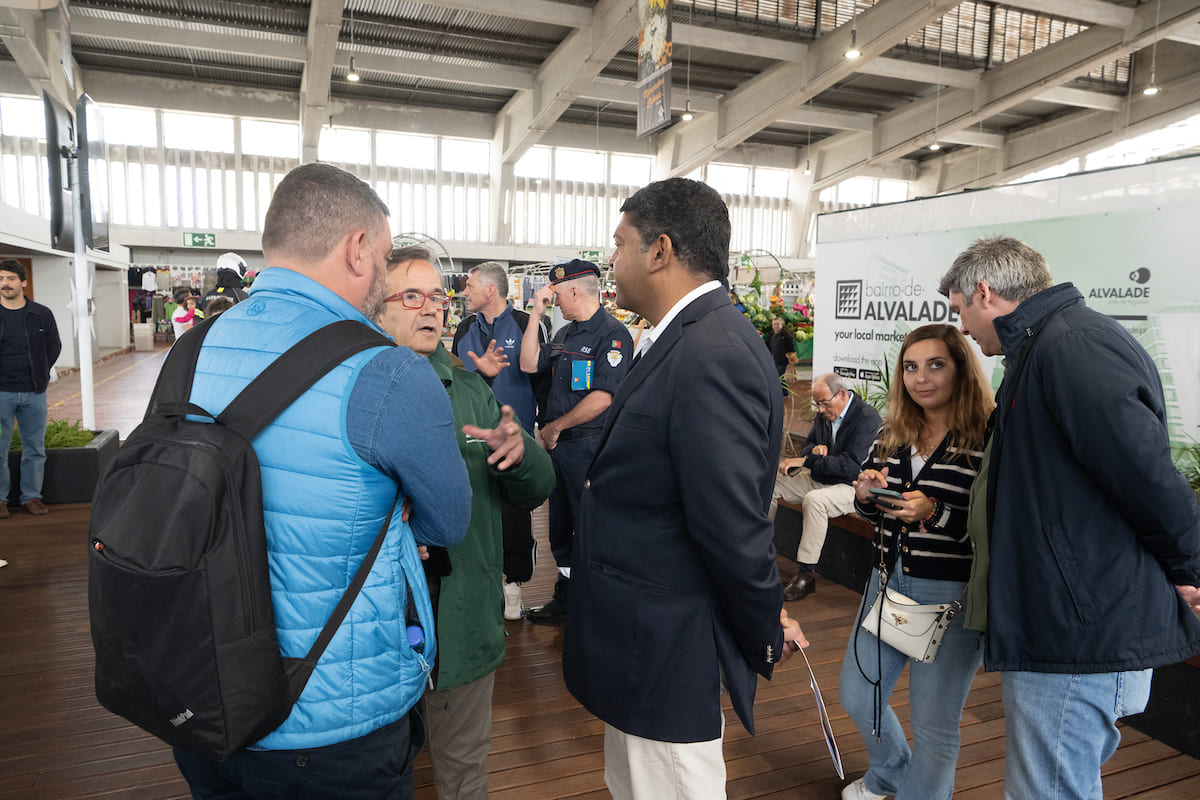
[941,235,1200,800]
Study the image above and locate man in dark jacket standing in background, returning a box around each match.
[940,236,1200,800]
[453,261,549,620]
[0,259,62,517]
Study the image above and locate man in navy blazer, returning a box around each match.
[563,178,806,799]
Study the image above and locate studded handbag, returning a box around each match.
[860,572,965,663]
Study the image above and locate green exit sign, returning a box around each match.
[184,232,217,248]
[580,249,604,263]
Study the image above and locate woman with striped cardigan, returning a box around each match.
[838,324,994,800]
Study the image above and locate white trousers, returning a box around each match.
[603,717,726,800]
[769,469,857,564]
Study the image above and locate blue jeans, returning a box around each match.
[839,567,984,800]
[0,391,48,505]
[173,711,424,799]
[1002,668,1151,800]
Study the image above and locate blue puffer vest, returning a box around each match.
[187,268,436,750]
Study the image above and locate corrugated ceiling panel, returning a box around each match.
[367,0,572,40]
[78,0,307,31]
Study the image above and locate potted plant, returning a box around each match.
[8,419,119,504]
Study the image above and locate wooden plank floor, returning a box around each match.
[2,347,1197,798]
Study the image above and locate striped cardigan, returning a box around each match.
[853,432,985,582]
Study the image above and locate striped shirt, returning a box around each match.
[854,434,985,582]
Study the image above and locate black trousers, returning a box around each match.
[173,712,424,799]
[500,499,535,583]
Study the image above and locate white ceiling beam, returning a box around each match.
[1034,85,1124,111]
[674,23,806,62]
[660,0,963,178]
[857,57,981,88]
[70,14,306,62]
[1169,22,1200,45]
[813,0,1200,188]
[0,5,76,107]
[492,0,635,166]
[299,0,343,162]
[349,50,534,91]
[928,68,1200,193]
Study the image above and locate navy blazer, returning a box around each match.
[801,392,882,485]
[563,287,785,742]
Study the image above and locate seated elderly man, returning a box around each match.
[771,373,881,600]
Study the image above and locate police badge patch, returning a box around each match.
[607,348,622,367]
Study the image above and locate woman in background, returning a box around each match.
[839,323,993,800]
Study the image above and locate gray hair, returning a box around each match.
[262,163,389,263]
[938,235,1053,305]
[814,372,849,396]
[472,261,508,298]
[563,274,600,298]
[387,245,435,271]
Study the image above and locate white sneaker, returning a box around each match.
[503,582,523,620]
[0,559,7,568]
[841,777,888,800]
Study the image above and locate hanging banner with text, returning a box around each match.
[815,155,1200,448]
[636,0,672,138]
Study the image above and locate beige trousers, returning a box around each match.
[603,716,727,800]
[768,468,857,564]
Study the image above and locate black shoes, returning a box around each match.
[783,571,816,602]
[527,576,569,624]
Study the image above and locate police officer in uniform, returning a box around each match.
[519,260,633,623]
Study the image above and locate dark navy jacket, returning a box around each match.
[0,299,62,393]
[986,283,1200,673]
[563,288,784,742]
[801,391,881,485]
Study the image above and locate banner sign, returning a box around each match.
[815,156,1200,447]
[636,0,672,138]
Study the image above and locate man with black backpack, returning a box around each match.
[452,261,549,620]
[96,163,471,798]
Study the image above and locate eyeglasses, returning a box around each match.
[385,290,451,310]
[813,390,844,409]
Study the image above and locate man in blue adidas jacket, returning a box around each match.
[172,163,470,799]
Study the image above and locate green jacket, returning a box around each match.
[964,437,992,632]
[428,344,555,690]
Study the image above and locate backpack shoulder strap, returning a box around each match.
[142,315,218,419]
[217,320,393,441]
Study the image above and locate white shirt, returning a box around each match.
[830,392,854,444]
[634,281,722,361]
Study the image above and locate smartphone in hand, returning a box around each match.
[868,486,904,507]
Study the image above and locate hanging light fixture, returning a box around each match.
[845,27,861,60]
[1143,0,1162,95]
[681,2,695,120]
[346,5,360,82]
[929,46,943,151]
[803,100,814,174]
[845,2,861,60]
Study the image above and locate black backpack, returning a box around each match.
[88,316,394,760]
